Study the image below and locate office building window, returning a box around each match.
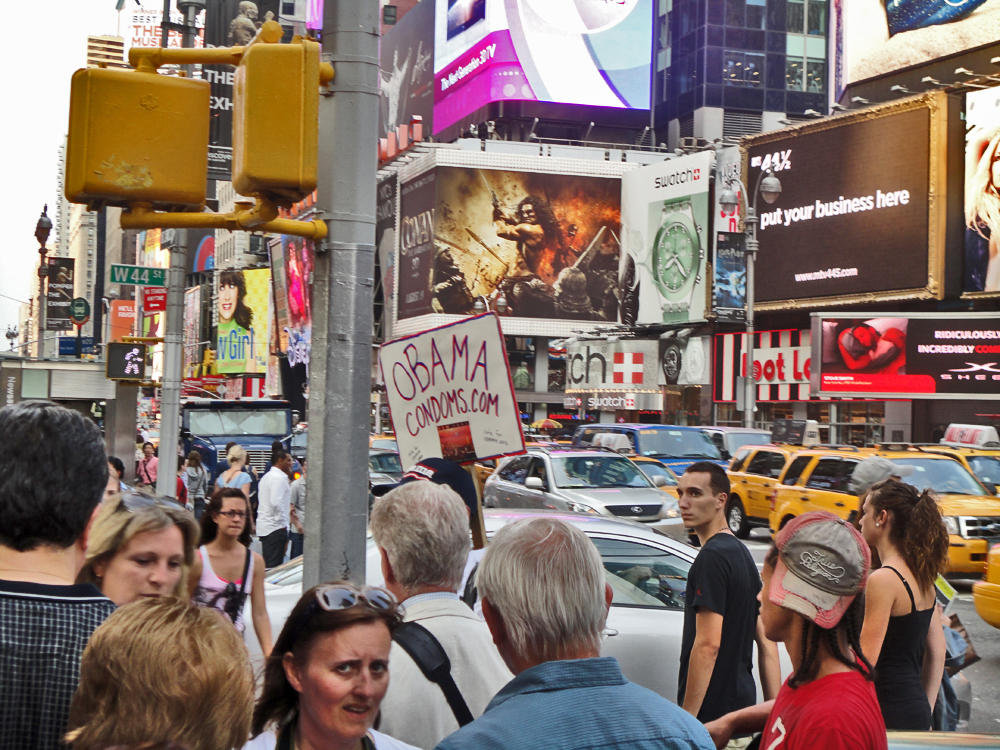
[787,0,826,34]
[786,34,826,92]
[281,0,295,15]
[723,50,764,87]
[383,5,397,25]
[677,53,698,94]
[726,0,766,28]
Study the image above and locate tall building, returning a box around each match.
[55,138,70,258]
[86,35,128,69]
[68,203,97,339]
[654,0,829,146]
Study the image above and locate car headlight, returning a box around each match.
[662,501,680,518]
[943,516,960,536]
[568,502,599,515]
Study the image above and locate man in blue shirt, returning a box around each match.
[433,517,714,750]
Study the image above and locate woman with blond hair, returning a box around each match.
[965,125,1000,291]
[65,596,255,750]
[77,492,199,606]
[216,444,253,504]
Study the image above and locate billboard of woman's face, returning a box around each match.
[216,269,270,374]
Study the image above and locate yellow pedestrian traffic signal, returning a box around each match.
[66,67,210,209]
[232,27,334,204]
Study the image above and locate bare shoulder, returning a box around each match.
[252,550,267,574]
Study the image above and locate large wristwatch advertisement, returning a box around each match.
[620,151,713,326]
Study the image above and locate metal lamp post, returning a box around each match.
[35,206,53,359]
[718,171,781,428]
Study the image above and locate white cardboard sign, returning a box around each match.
[380,313,526,467]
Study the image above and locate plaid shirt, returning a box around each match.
[0,579,116,750]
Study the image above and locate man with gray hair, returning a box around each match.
[372,480,511,750]
[434,517,713,750]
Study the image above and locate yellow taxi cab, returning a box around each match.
[369,433,398,451]
[770,447,1000,576]
[725,443,804,538]
[630,456,680,502]
[973,543,1000,628]
[911,445,1000,496]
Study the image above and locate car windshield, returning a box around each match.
[968,456,1000,486]
[635,428,721,459]
[371,439,398,451]
[551,456,654,489]
[370,453,402,475]
[291,432,308,450]
[188,408,288,436]
[634,461,678,486]
[726,432,773,453]
[890,458,987,496]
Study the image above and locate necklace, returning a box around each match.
[0,569,74,584]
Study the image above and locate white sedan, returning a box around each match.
[245,508,792,704]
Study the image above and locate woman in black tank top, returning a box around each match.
[857,480,950,731]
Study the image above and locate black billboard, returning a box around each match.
[744,95,945,307]
[379,0,434,137]
[46,258,75,332]
[203,0,280,180]
[814,314,1000,399]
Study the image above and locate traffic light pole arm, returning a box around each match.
[129,46,246,71]
[119,200,328,240]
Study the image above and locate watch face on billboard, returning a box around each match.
[816,315,1000,397]
[745,101,935,306]
[834,0,1000,89]
[620,152,713,325]
[964,88,1000,294]
[398,165,622,323]
[432,0,652,134]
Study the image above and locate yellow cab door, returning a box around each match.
[742,449,787,520]
[800,456,861,519]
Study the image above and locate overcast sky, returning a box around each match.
[1,1,165,345]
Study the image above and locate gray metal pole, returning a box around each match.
[156,230,186,498]
[304,0,380,588]
[743,236,755,429]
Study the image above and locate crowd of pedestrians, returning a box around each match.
[0,401,961,750]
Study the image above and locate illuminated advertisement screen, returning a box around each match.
[813,313,1000,398]
[744,95,944,307]
[834,0,1000,88]
[397,164,622,323]
[432,0,653,134]
[216,268,271,374]
[965,87,1000,294]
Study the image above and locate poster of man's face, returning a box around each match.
[425,167,623,322]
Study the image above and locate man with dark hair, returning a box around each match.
[677,461,779,742]
[0,401,117,749]
[257,448,292,568]
[706,512,886,750]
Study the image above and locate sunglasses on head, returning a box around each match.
[119,492,185,514]
[286,585,397,645]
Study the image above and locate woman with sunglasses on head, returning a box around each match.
[77,492,199,606]
[245,583,418,750]
[189,487,273,657]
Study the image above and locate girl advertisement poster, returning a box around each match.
[964,87,1000,293]
[216,268,271,374]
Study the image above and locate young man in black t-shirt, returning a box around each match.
[677,461,780,731]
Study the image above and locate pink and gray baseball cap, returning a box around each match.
[770,511,871,629]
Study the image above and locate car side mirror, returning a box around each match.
[720,449,731,460]
[652,475,668,487]
[180,428,191,440]
[526,477,545,491]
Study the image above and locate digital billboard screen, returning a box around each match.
[813,313,1000,398]
[744,93,946,308]
[432,0,652,134]
[834,0,1000,89]
[397,164,622,323]
[964,87,1000,294]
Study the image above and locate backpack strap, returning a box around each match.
[392,621,474,727]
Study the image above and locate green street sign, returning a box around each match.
[110,264,167,287]
[69,297,91,323]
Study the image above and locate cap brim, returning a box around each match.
[770,556,855,629]
[371,478,409,497]
[890,463,914,477]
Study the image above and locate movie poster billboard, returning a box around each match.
[46,258,75,331]
[203,0,280,179]
[713,233,747,323]
[813,313,1000,398]
[620,152,713,325]
[380,0,434,136]
[379,313,525,466]
[964,88,1000,294]
[269,236,314,372]
[216,267,271,374]
[833,0,1000,91]
[397,170,437,320]
[418,166,622,322]
[744,94,946,308]
[432,0,652,133]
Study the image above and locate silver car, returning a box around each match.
[483,447,684,539]
[246,509,782,703]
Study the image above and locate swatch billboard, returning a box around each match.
[432,0,652,133]
[743,92,948,309]
[812,312,1000,399]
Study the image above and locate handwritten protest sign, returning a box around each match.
[379,313,526,467]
